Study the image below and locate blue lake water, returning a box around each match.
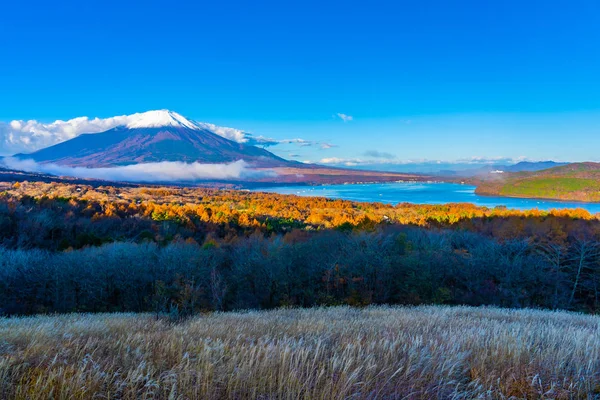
[252,182,600,214]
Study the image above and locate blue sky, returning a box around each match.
[1,0,599,165]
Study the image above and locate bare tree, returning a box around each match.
[538,243,568,310]
[568,239,600,308]
[210,267,227,311]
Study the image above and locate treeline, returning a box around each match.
[0,181,598,251]
[2,181,600,316]
[3,226,600,316]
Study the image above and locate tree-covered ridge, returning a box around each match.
[0,180,596,250]
[2,180,600,315]
[476,162,600,202]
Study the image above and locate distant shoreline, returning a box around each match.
[475,188,600,205]
[247,181,600,213]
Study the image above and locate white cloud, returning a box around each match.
[1,158,273,182]
[0,116,134,155]
[320,142,337,150]
[455,156,530,164]
[249,135,281,147]
[318,156,532,167]
[319,157,363,166]
[277,138,314,146]
[319,152,400,166]
[336,113,353,122]
[195,122,280,147]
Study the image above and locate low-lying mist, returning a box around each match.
[0,157,274,182]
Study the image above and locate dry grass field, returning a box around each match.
[1,305,599,399]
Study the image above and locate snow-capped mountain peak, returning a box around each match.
[122,110,251,144]
[125,110,201,130]
[17,108,289,168]
[122,110,249,143]
[3,109,265,155]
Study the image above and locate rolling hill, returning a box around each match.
[476,162,600,202]
[444,161,569,177]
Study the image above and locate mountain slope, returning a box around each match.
[504,161,569,173]
[476,162,600,202]
[16,110,289,168]
[449,161,569,177]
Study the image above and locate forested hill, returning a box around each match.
[1,179,600,316]
[476,162,600,202]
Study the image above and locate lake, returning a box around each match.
[251,182,600,214]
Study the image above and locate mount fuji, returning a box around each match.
[15,110,291,168]
[8,110,427,185]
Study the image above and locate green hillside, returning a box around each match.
[476,162,600,202]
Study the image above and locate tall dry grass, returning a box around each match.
[0,305,599,399]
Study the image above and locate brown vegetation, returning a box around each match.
[254,165,427,184]
[1,306,599,399]
[2,180,596,236]
[3,179,600,398]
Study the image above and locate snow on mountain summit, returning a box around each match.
[125,110,201,130]
[122,110,250,143]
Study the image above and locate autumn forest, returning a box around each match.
[1,180,600,317]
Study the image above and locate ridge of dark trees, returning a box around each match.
[2,181,600,316]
